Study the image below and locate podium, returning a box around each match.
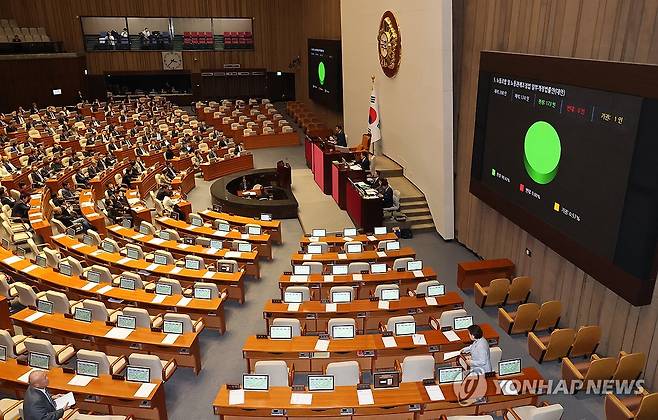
[346,179,383,232]
[311,141,352,195]
[332,162,365,209]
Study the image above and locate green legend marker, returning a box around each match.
[318,61,326,86]
[524,121,561,184]
[491,168,496,176]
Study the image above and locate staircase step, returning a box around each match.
[410,223,436,233]
[403,207,431,216]
[399,199,428,209]
[377,167,404,177]
[406,214,434,223]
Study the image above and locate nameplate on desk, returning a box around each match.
[352,274,363,281]
[290,275,308,283]
[337,254,347,260]
[21,264,38,273]
[97,285,113,294]
[169,267,183,274]
[376,251,387,258]
[323,275,334,283]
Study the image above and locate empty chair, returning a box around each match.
[0,274,17,301]
[254,360,292,387]
[374,284,399,300]
[185,255,205,269]
[124,244,145,260]
[230,240,249,251]
[327,318,356,338]
[156,278,183,295]
[153,250,175,265]
[329,286,354,303]
[87,265,114,283]
[498,303,540,335]
[76,349,127,376]
[82,300,121,323]
[309,241,329,253]
[348,262,370,274]
[342,241,363,253]
[139,221,157,235]
[393,257,413,271]
[0,397,21,420]
[128,354,176,382]
[561,355,617,392]
[43,248,61,268]
[45,290,80,314]
[569,325,601,358]
[86,230,102,246]
[284,286,311,302]
[122,307,163,329]
[163,313,204,333]
[387,315,415,335]
[401,355,435,382]
[62,256,85,277]
[613,352,646,381]
[533,300,562,332]
[490,347,503,372]
[439,309,468,329]
[506,276,532,305]
[0,329,27,358]
[604,390,658,420]
[161,229,180,241]
[101,238,121,253]
[414,280,442,296]
[326,361,360,386]
[528,328,576,363]
[301,261,323,274]
[14,282,47,307]
[474,278,510,307]
[504,403,564,420]
[115,272,148,290]
[376,240,394,250]
[24,337,76,367]
[271,318,302,337]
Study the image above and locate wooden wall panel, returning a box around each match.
[454,0,658,386]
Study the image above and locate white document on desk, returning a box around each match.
[161,334,179,345]
[206,248,218,255]
[203,271,215,279]
[177,243,191,249]
[68,375,94,387]
[133,233,145,240]
[357,388,374,405]
[382,336,397,348]
[213,230,227,237]
[290,393,313,405]
[337,253,347,260]
[146,263,160,271]
[443,350,461,361]
[308,236,319,242]
[343,237,353,242]
[81,282,97,291]
[499,380,519,395]
[325,303,337,312]
[105,327,133,339]
[176,297,191,307]
[425,297,438,306]
[225,251,241,259]
[425,385,445,401]
[96,285,113,294]
[314,339,330,351]
[442,330,461,342]
[25,311,46,323]
[287,303,300,312]
[302,254,312,261]
[148,238,165,245]
[71,243,85,250]
[2,256,21,265]
[413,270,424,278]
[17,368,37,383]
[290,275,308,283]
[21,264,38,274]
[228,389,245,405]
[412,334,427,346]
[377,300,389,310]
[134,382,157,398]
[169,267,183,274]
[116,257,131,265]
[367,235,377,241]
[54,392,76,410]
[376,251,386,258]
[151,294,167,304]
[323,275,334,283]
[90,250,103,257]
[352,274,363,281]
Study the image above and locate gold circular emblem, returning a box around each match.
[378,11,401,78]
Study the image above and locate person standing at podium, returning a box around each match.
[358,152,370,171]
[334,125,347,147]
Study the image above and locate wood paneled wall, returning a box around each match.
[454,0,658,387]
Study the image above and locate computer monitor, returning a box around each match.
[217,223,230,232]
[0,345,6,361]
[217,262,234,273]
[193,287,212,300]
[307,244,322,254]
[1,238,9,249]
[58,263,72,276]
[332,264,348,275]
[185,259,201,270]
[346,243,363,253]
[101,241,115,253]
[343,228,357,237]
[121,218,132,228]
[247,226,261,235]
[293,265,311,276]
[380,288,400,301]
[426,284,445,297]
[126,247,140,260]
[209,240,223,250]
[139,225,150,235]
[311,229,326,237]
[82,234,94,245]
[269,325,293,339]
[15,247,26,257]
[153,254,168,265]
[385,241,400,251]
[237,242,252,252]
[370,263,387,274]
[331,324,355,339]
[87,270,101,283]
[260,213,272,221]
[73,307,92,323]
[284,291,303,303]
[394,321,416,336]
[374,226,387,235]
[331,290,352,303]
[163,320,184,335]
[407,260,423,271]
[76,360,99,377]
[453,315,473,330]
[308,375,334,391]
[28,352,50,369]
[116,315,137,330]
[36,299,53,314]
[373,371,400,389]
[126,366,150,383]
[242,374,269,391]
[498,359,522,377]
[155,283,173,296]
[119,276,136,290]
[190,217,203,227]
[35,255,47,267]
[439,367,464,384]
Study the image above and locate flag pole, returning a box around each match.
[370,75,375,158]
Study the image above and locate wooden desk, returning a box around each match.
[212,368,543,419]
[290,248,416,266]
[45,161,86,193]
[242,324,499,373]
[299,233,399,250]
[107,225,260,279]
[332,161,366,209]
[12,309,202,373]
[114,147,137,162]
[312,141,352,195]
[156,216,272,260]
[89,160,131,200]
[133,165,161,198]
[171,169,196,195]
[28,188,53,245]
[199,209,282,244]
[346,179,383,233]
[142,151,166,168]
[457,259,515,291]
[51,234,247,303]
[278,269,438,300]
[0,296,10,331]
[79,189,106,235]
[0,359,167,420]
[263,293,464,333]
[200,154,255,181]
[239,131,299,149]
[126,189,153,224]
[170,154,194,172]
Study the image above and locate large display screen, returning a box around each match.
[308,39,343,111]
[471,52,658,305]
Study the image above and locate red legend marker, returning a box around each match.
[519,183,525,192]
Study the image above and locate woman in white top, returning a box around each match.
[460,324,492,375]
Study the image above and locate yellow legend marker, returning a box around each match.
[554,202,560,211]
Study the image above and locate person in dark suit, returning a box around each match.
[23,370,68,420]
[358,152,370,171]
[11,194,30,222]
[0,187,15,208]
[381,179,394,208]
[334,125,347,147]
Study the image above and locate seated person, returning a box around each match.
[460,324,493,376]
[11,194,30,222]
[162,163,177,183]
[157,185,185,220]
[59,182,78,201]
[52,206,93,233]
[0,187,16,207]
[380,179,394,208]
[233,142,245,156]
[358,152,370,171]
[164,146,175,160]
[75,169,90,188]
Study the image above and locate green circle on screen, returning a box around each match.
[524,121,561,184]
[318,61,326,85]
